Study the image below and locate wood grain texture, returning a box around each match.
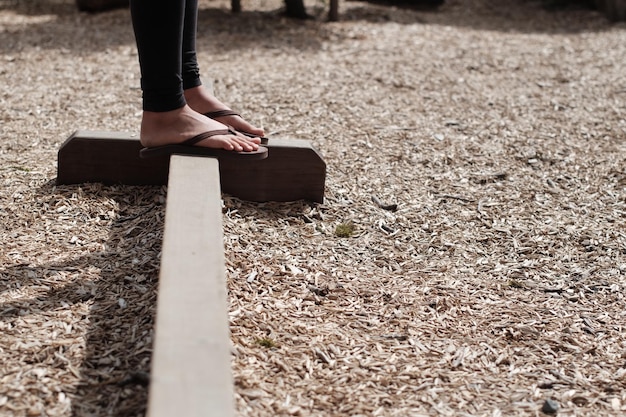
[219,138,326,203]
[147,156,233,417]
[57,130,326,203]
[57,130,169,185]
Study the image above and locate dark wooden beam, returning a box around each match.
[57,130,326,203]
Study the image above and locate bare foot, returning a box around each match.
[184,86,266,137]
[139,105,261,152]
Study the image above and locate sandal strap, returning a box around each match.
[182,129,235,146]
[204,109,240,119]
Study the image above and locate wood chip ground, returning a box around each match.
[1,0,625,415]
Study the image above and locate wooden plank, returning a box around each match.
[57,130,326,203]
[147,155,233,417]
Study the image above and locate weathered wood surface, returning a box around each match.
[147,155,233,417]
[57,130,326,203]
[57,130,168,185]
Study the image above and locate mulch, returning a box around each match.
[1,0,625,415]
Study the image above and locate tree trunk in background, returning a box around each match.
[596,0,626,20]
[76,0,128,12]
[328,0,339,21]
[284,0,310,19]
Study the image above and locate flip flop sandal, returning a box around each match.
[236,129,269,145]
[204,110,269,145]
[139,129,268,160]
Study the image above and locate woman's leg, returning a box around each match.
[182,0,202,91]
[130,0,186,112]
[179,0,265,136]
[129,0,261,151]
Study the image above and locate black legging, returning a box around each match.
[130,0,202,112]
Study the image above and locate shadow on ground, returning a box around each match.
[0,180,164,416]
[0,177,306,416]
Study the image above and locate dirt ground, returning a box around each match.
[1,0,625,415]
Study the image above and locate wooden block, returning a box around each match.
[57,130,326,203]
[57,130,169,185]
[147,155,233,417]
[218,138,326,203]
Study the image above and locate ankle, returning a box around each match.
[184,87,224,113]
[140,107,184,143]
[184,86,210,108]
